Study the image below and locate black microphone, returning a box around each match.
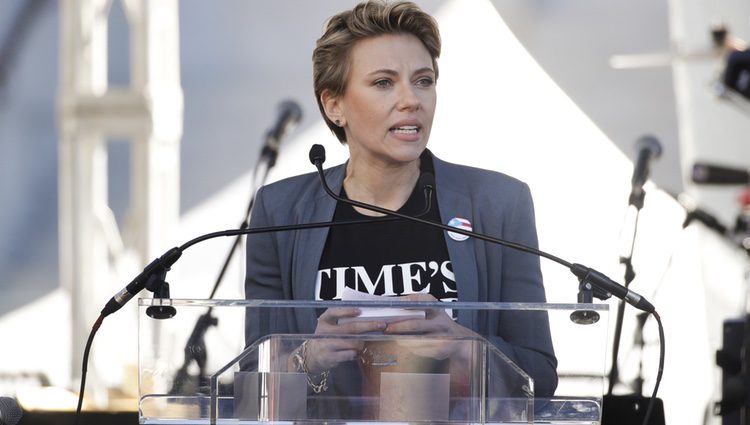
[692,162,750,185]
[262,100,302,167]
[100,247,182,317]
[308,144,434,217]
[0,397,22,425]
[309,144,656,314]
[629,135,663,210]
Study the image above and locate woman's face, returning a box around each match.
[327,33,437,168]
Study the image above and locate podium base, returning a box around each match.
[602,394,665,425]
[18,410,136,425]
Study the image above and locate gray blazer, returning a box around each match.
[244,152,558,397]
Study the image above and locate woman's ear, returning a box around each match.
[321,89,345,127]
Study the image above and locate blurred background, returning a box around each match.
[0,0,749,424]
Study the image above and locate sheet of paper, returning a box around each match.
[337,287,426,324]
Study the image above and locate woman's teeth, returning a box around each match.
[392,126,418,134]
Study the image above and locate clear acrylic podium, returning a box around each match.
[138,299,608,424]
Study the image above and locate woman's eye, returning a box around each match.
[416,77,434,88]
[374,79,392,88]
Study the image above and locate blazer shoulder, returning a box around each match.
[255,163,345,212]
[433,155,529,195]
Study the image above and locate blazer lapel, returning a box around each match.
[292,164,346,300]
[433,157,480,304]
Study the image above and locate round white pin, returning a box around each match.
[447,217,472,241]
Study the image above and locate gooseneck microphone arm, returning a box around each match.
[308,146,569,266]
[308,144,655,314]
[101,185,435,319]
[309,144,663,425]
[80,171,436,420]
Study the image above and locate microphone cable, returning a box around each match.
[309,143,665,425]
[74,314,103,425]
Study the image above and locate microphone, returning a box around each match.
[309,144,655,314]
[100,247,182,317]
[0,397,22,425]
[262,100,303,167]
[692,162,750,185]
[308,144,434,217]
[629,135,663,210]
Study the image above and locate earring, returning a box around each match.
[335,119,341,126]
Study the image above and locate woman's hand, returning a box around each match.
[383,294,478,361]
[302,307,387,373]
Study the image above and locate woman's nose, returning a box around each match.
[396,83,420,111]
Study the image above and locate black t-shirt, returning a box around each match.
[315,152,456,302]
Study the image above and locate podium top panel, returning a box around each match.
[138,298,609,312]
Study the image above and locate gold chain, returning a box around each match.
[292,340,330,393]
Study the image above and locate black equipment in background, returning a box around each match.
[683,205,730,236]
[724,49,750,100]
[692,162,750,186]
[0,397,23,425]
[603,394,665,425]
[714,318,748,425]
[18,410,135,425]
[690,161,750,257]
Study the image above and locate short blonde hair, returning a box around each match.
[312,0,441,143]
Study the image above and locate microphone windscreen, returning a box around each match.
[635,135,662,159]
[692,162,750,185]
[279,100,303,125]
[0,397,23,425]
[309,144,326,165]
[418,172,435,191]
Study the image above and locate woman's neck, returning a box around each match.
[343,156,421,216]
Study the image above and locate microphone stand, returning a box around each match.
[168,140,278,395]
[608,205,641,395]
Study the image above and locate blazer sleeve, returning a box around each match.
[494,182,558,398]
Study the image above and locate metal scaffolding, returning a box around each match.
[57,0,182,400]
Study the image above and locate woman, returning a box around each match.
[244,0,557,415]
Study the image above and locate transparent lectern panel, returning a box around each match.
[217,334,530,423]
[139,299,608,424]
